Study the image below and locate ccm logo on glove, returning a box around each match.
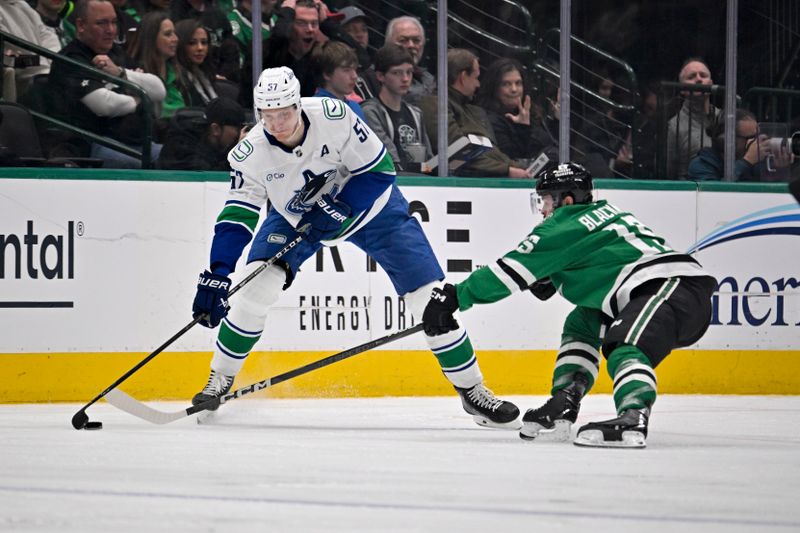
[431,290,449,303]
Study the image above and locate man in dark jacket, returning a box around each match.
[157,97,246,170]
[687,108,772,181]
[419,48,531,178]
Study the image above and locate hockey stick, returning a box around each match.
[71,235,305,430]
[104,323,426,425]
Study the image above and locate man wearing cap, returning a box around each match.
[339,5,368,49]
[335,5,375,100]
[157,97,247,170]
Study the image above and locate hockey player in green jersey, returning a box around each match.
[421,162,717,448]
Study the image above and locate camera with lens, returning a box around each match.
[766,131,800,157]
[761,131,800,174]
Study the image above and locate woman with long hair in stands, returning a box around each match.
[174,18,218,107]
[128,10,185,118]
[477,57,556,166]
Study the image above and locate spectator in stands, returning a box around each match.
[128,11,184,119]
[666,57,720,179]
[260,0,339,101]
[48,0,166,166]
[312,39,365,119]
[687,108,775,181]
[477,57,557,168]
[174,18,217,106]
[56,0,134,77]
[170,0,240,83]
[362,44,431,172]
[238,0,350,106]
[228,0,277,65]
[335,5,374,100]
[0,0,60,100]
[384,15,433,106]
[339,5,368,49]
[35,0,72,49]
[158,96,246,170]
[419,48,531,178]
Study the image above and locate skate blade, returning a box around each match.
[519,420,572,442]
[573,429,646,449]
[472,414,522,430]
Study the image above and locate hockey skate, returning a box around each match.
[455,383,521,429]
[520,374,587,442]
[192,369,235,411]
[573,407,650,448]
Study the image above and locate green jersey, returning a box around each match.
[228,8,276,50]
[457,200,709,317]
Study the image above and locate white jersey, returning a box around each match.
[226,97,395,229]
[210,97,396,273]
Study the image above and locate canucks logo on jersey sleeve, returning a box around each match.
[286,167,339,214]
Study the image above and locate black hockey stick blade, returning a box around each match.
[71,236,304,430]
[104,323,426,425]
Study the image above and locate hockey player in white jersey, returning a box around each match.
[190,66,520,429]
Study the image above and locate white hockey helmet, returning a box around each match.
[253,66,302,112]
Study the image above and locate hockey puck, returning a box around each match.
[84,421,103,430]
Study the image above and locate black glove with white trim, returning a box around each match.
[422,283,460,336]
[192,270,231,328]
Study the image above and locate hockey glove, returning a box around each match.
[422,283,460,336]
[529,278,557,301]
[297,194,351,244]
[192,270,231,328]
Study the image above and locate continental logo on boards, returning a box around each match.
[0,221,76,279]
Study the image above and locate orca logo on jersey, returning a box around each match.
[287,168,339,214]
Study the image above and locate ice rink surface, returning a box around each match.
[1,395,799,532]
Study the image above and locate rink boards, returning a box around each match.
[0,170,798,401]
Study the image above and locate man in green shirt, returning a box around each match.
[422,162,717,448]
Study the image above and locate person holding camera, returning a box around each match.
[157,96,247,170]
[687,108,774,181]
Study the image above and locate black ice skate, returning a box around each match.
[573,407,650,449]
[455,383,521,429]
[520,374,587,442]
[192,369,235,411]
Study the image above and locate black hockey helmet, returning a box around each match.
[535,162,594,208]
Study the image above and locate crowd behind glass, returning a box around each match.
[0,0,796,181]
